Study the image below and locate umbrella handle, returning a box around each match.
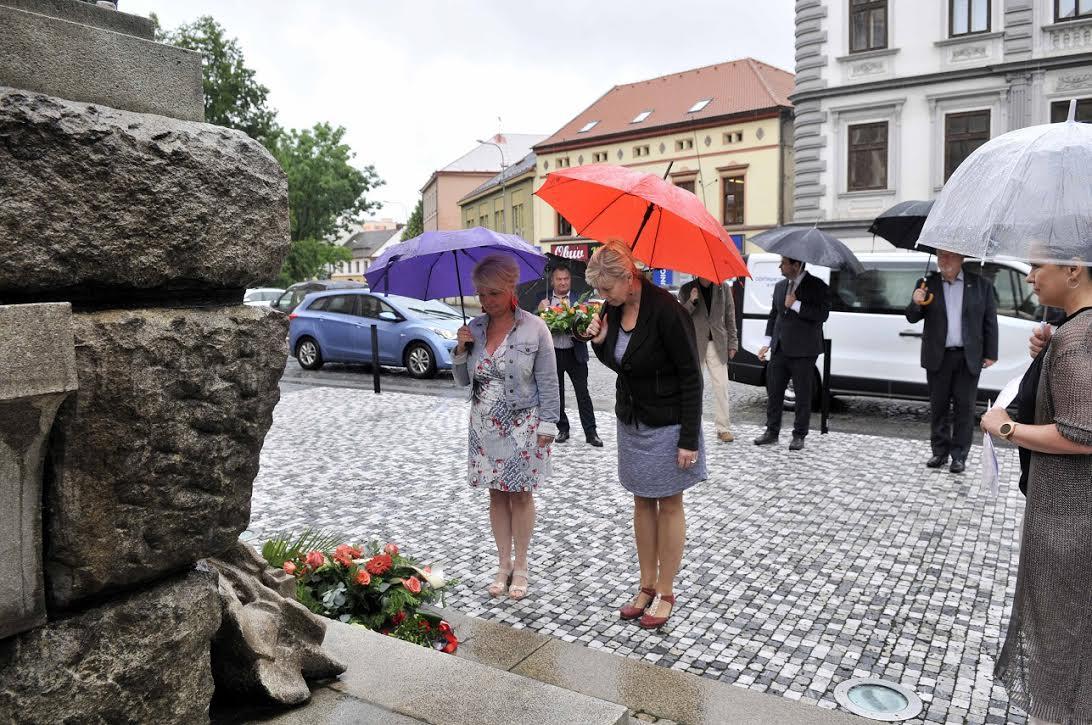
[915,279,935,306]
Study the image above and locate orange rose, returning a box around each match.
[383,543,399,556]
[355,569,371,586]
[403,576,422,594]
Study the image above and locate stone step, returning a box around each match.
[262,620,628,725]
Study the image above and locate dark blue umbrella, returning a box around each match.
[364,227,547,321]
[748,226,865,274]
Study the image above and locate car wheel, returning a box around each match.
[296,337,324,371]
[404,342,436,379]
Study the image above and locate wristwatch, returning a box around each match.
[999,421,1018,441]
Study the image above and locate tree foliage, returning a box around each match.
[160,16,279,143]
[403,198,424,240]
[269,123,383,243]
[277,238,352,288]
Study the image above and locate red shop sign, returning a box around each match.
[550,243,590,261]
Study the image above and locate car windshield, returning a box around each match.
[404,299,462,320]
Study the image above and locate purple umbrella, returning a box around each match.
[364,227,547,321]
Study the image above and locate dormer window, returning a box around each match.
[631,110,653,123]
[687,98,712,113]
[578,121,599,133]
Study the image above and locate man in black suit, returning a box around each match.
[539,264,601,446]
[755,257,831,450]
[906,250,998,473]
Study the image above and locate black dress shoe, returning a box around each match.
[949,459,966,474]
[788,435,805,451]
[926,454,949,468]
[555,430,569,444]
[586,433,603,447]
[753,430,779,446]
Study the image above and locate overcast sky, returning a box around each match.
[122,1,795,223]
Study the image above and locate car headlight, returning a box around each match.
[431,327,456,340]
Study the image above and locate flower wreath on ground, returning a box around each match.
[262,532,459,653]
[539,292,602,339]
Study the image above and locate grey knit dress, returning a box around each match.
[995,309,1092,723]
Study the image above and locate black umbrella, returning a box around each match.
[516,253,591,312]
[868,200,937,254]
[869,200,939,304]
[748,226,865,274]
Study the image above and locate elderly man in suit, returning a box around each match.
[539,263,601,447]
[906,250,998,473]
[679,276,739,442]
[755,257,832,451]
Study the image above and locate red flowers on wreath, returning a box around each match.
[366,553,393,575]
[436,620,458,654]
[403,576,422,594]
[333,544,359,567]
[390,611,407,627]
[354,569,371,586]
[305,550,325,569]
[282,561,297,575]
[383,542,400,556]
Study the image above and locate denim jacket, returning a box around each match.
[453,307,560,436]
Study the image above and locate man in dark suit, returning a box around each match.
[906,250,998,473]
[755,257,831,450]
[539,264,601,446]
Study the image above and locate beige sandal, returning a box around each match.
[509,569,530,600]
[488,567,512,598]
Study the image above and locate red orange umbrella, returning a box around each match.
[534,164,749,282]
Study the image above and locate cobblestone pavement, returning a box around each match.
[251,387,1027,725]
[281,355,940,442]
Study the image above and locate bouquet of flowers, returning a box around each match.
[539,292,602,340]
[262,532,459,653]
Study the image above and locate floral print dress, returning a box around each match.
[468,335,550,492]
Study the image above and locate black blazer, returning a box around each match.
[592,279,703,450]
[764,272,831,358]
[904,271,999,375]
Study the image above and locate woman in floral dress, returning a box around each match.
[453,255,559,600]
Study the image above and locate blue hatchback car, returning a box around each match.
[288,289,463,378]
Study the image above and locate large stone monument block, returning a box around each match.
[0,570,221,723]
[0,1,201,121]
[45,306,288,608]
[0,303,76,639]
[0,87,290,298]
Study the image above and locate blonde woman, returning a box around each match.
[584,241,706,629]
[453,254,559,600]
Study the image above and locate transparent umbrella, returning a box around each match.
[919,99,1092,266]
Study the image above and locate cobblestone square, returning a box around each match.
[251,386,1028,724]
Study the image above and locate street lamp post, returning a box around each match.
[476,139,507,233]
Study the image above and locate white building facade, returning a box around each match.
[793,0,1092,248]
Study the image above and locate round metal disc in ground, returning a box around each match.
[833,679,923,722]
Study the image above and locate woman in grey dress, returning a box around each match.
[453,255,560,601]
[585,241,706,630]
[981,260,1092,725]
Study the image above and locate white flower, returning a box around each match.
[414,566,446,589]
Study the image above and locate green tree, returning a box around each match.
[276,238,352,288]
[402,198,424,240]
[270,123,384,285]
[270,123,383,243]
[160,16,279,143]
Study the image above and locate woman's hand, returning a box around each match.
[676,447,699,470]
[455,325,473,355]
[585,312,608,345]
[980,406,1012,436]
[536,434,554,448]
[1029,323,1052,358]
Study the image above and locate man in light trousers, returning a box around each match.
[679,276,738,442]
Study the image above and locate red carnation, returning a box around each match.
[305,551,325,569]
[282,561,297,575]
[333,544,354,567]
[390,611,407,627]
[365,554,392,575]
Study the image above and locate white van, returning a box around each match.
[728,252,1041,403]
